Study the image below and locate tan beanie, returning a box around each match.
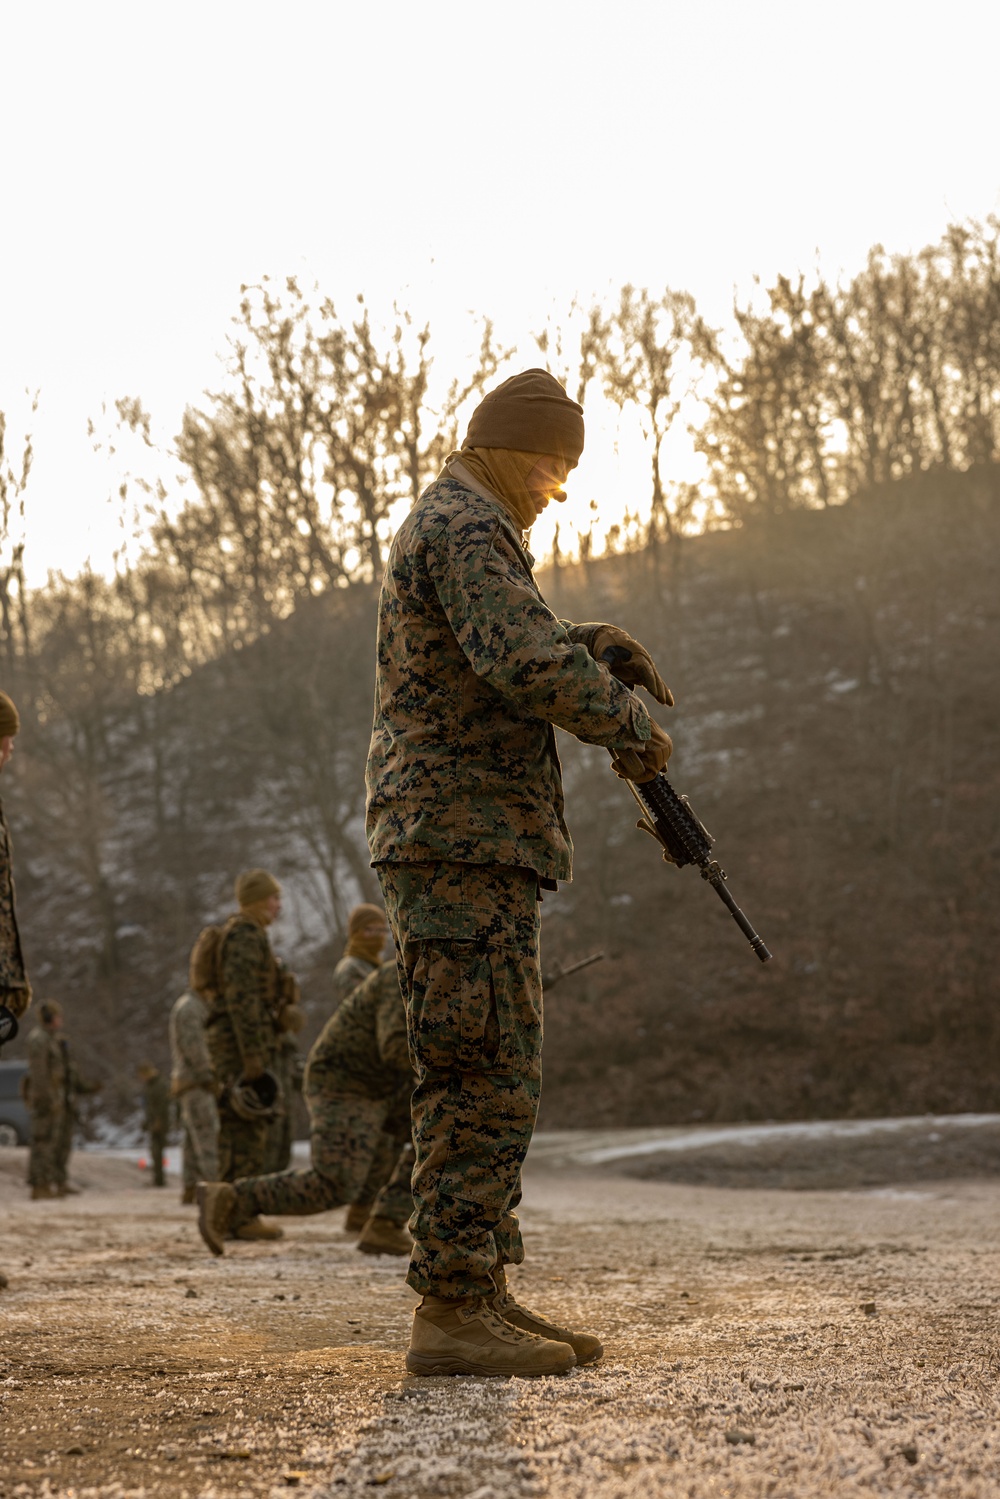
[348,903,387,936]
[235,869,281,908]
[0,692,20,738]
[463,369,585,464]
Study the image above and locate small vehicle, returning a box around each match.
[0,1059,30,1146]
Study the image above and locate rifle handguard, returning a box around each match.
[626,774,772,964]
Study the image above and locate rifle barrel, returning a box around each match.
[703,867,772,963]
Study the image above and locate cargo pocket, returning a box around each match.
[407,902,514,1073]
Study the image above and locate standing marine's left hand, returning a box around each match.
[591,625,674,706]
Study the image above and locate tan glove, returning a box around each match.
[278,1004,305,1035]
[240,1052,265,1081]
[610,719,673,783]
[1,983,32,1020]
[578,624,673,705]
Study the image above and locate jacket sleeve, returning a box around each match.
[178,999,215,1087]
[374,971,412,1078]
[218,924,271,1066]
[427,521,652,749]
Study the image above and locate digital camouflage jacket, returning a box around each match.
[365,473,651,883]
[330,953,378,1012]
[169,988,215,1094]
[206,914,280,1085]
[305,960,411,1102]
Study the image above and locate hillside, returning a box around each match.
[4,467,999,1127]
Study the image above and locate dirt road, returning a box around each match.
[2,1134,998,1498]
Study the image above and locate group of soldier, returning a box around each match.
[177,872,416,1258]
[2,367,676,1376]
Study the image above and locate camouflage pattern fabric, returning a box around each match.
[376,859,541,1299]
[54,1037,99,1188]
[263,1033,301,1174]
[205,914,283,1183]
[180,1086,220,1184]
[352,1081,411,1211]
[305,960,412,1097]
[0,796,29,1017]
[205,914,280,1086]
[26,1023,67,1190]
[233,1090,413,1228]
[330,953,377,1012]
[142,1071,170,1186]
[365,472,650,883]
[169,989,215,1094]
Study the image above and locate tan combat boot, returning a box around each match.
[233,1216,284,1242]
[357,1216,412,1257]
[181,1185,196,1205]
[489,1268,604,1366]
[407,1295,576,1377]
[344,1202,370,1234]
[196,1182,237,1255]
[30,1184,54,1201]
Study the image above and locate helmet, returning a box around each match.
[229,1070,280,1121]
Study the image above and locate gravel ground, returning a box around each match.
[2,1128,999,1498]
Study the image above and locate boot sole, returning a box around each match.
[405,1350,576,1378]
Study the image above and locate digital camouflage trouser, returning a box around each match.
[180,1086,220,1186]
[351,1082,411,1210]
[28,1101,65,1190]
[377,860,542,1300]
[217,1098,269,1185]
[232,1082,413,1227]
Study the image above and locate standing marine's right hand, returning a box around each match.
[240,1053,265,1081]
[610,719,673,783]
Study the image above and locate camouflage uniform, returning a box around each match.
[264,1032,302,1174]
[26,1022,67,1191]
[54,1038,99,1190]
[205,914,281,1182]
[0,796,30,1020]
[169,988,220,1184]
[141,1069,170,1186]
[231,961,414,1228]
[331,953,378,1012]
[366,472,650,1299]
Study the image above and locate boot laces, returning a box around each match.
[472,1299,539,1344]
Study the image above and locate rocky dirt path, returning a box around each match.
[1,1141,999,1498]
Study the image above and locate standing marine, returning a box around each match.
[330,902,395,1234]
[203,868,297,1242]
[25,1001,67,1199]
[366,368,673,1376]
[330,903,390,1012]
[137,1062,170,1186]
[196,959,414,1256]
[170,936,222,1202]
[54,1032,100,1194]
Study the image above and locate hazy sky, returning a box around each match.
[3,0,999,581]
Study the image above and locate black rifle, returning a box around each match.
[625,773,772,963]
[598,643,770,963]
[0,1004,18,1046]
